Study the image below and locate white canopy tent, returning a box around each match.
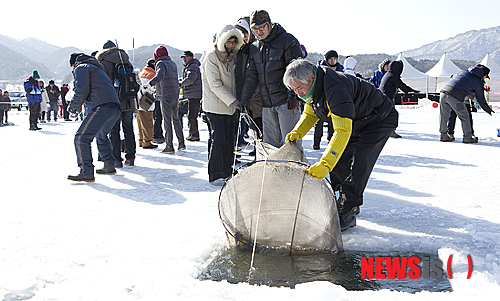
[478,53,500,75]
[397,52,428,79]
[425,52,462,78]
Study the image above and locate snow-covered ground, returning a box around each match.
[1,102,500,300]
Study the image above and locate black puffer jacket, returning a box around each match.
[181,58,202,99]
[311,66,395,134]
[379,60,418,101]
[241,23,303,108]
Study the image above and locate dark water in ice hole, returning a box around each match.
[199,246,453,293]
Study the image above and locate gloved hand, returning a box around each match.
[308,161,330,179]
[285,130,302,143]
[485,86,491,93]
[239,98,248,111]
[67,107,77,114]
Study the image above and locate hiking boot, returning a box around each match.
[125,159,134,166]
[463,136,478,144]
[337,193,358,231]
[339,208,357,231]
[152,138,165,144]
[97,161,117,174]
[440,134,454,142]
[186,136,200,141]
[68,173,95,182]
[178,144,186,151]
[161,147,175,154]
[313,144,320,150]
[114,162,123,168]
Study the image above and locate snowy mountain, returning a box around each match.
[402,25,500,63]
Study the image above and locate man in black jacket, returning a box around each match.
[180,50,202,141]
[241,10,303,148]
[284,59,398,231]
[379,60,418,138]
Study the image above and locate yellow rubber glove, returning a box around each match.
[285,104,318,143]
[308,160,331,179]
[307,114,353,178]
[285,130,302,142]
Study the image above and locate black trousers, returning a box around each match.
[329,108,398,209]
[153,101,164,139]
[62,99,70,120]
[28,102,41,128]
[187,98,201,139]
[206,111,237,182]
[313,120,334,146]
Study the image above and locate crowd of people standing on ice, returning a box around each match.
[11,9,495,231]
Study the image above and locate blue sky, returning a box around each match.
[2,0,499,56]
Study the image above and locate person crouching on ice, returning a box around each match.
[67,53,121,182]
[283,58,398,231]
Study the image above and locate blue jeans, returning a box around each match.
[47,102,59,121]
[74,103,121,175]
[110,110,136,162]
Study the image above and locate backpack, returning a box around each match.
[114,62,139,100]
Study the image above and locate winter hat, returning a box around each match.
[215,25,244,53]
[103,40,116,49]
[69,53,84,67]
[250,10,271,26]
[181,50,194,58]
[154,46,169,61]
[32,70,40,79]
[147,58,155,69]
[325,50,338,60]
[476,64,490,79]
[235,18,250,34]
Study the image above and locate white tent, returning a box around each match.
[478,53,500,75]
[397,53,428,79]
[425,52,462,77]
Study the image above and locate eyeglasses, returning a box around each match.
[251,23,268,33]
[226,40,237,45]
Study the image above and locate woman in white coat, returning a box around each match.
[202,25,244,185]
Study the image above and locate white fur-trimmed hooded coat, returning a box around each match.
[202,25,244,115]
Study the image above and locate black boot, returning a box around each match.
[337,193,358,231]
[68,172,95,182]
[96,161,117,175]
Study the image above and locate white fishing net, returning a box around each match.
[219,134,343,254]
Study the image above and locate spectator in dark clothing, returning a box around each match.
[379,60,418,138]
[439,64,494,143]
[67,53,121,182]
[61,83,71,121]
[320,50,344,71]
[284,59,398,231]
[0,90,9,125]
[370,58,391,88]
[313,50,344,150]
[235,16,263,156]
[46,80,60,122]
[241,10,303,148]
[181,51,202,141]
[180,50,203,141]
[96,40,137,167]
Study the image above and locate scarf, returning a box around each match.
[298,68,317,104]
